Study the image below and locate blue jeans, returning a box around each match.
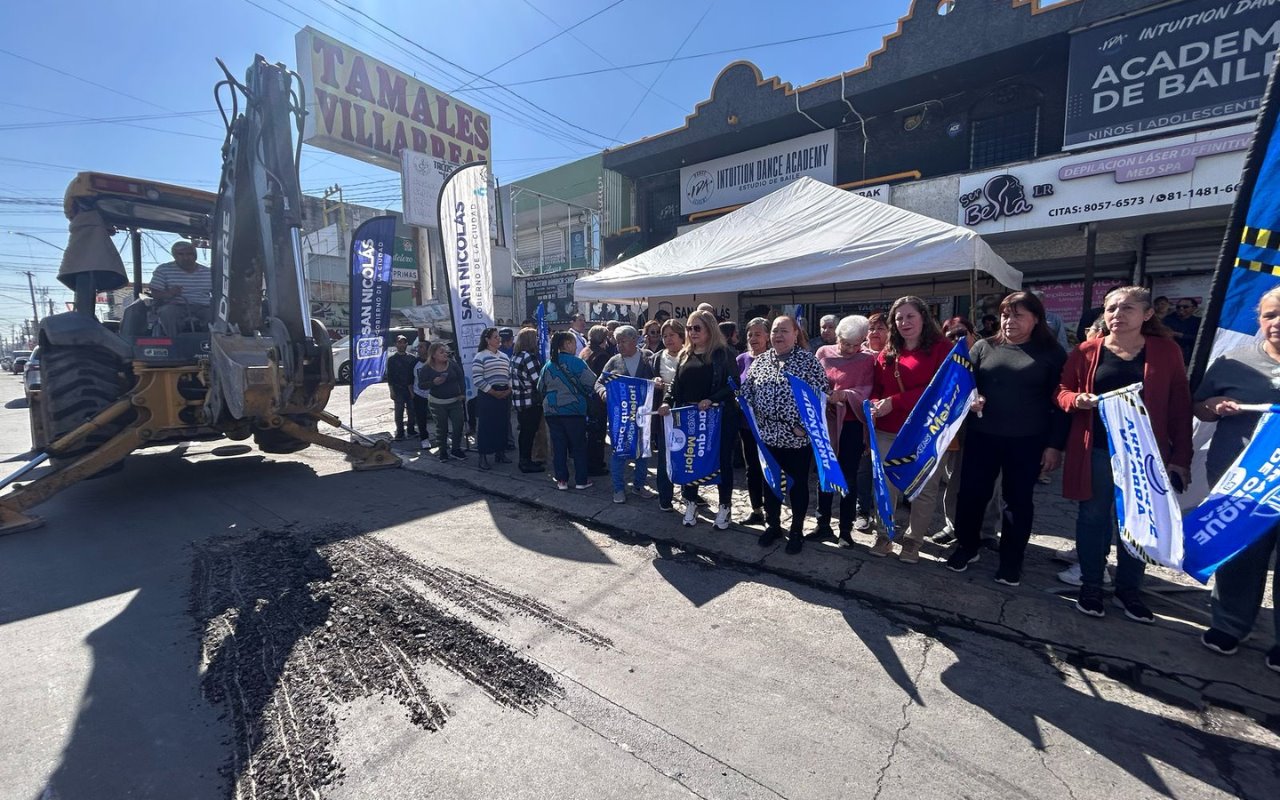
[610,451,648,493]
[1076,448,1145,593]
[547,415,588,486]
[1210,525,1280,640]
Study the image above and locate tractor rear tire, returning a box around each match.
[253,418,314,455]
[39,344,134,460]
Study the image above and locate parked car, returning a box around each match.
[331,327,420,385]
[10,350,32,375]
[23,347,40,394]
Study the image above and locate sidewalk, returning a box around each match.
[341,399,1280,726]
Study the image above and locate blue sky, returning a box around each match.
[0,0,919,336]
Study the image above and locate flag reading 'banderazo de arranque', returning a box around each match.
[883,339,976,500]
[786,374,847,495]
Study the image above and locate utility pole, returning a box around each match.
[25,271,39,327]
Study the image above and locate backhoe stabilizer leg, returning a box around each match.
[276,418,400,471]
[0,422,149,536]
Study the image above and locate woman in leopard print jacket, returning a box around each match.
[741,315,830,554]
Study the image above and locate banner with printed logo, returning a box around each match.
[865,400,899,538]
[1181,408,1280,583]
[1098,383,1186,571]
[787,374,847,495]
[738,390,786,500]
[536,301,550,362]
[604,373,654,459]
[664,405,722,486]
[349,215,396,403]
[884,339,977,500]
[439,163,495,399]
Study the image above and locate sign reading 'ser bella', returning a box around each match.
[679,130,835,216]
[295,27,492,171]
[1064,0,1277,149]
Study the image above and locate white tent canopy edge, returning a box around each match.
[574,177,1021,303]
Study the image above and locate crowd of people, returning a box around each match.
[382,289,1280,674]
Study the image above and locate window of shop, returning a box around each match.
[970,106,1039,170]
[645,186,680,245]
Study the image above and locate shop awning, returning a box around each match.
[574,177,1021,301]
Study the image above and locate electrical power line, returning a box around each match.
[613,1,716,140]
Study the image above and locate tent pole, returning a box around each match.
[970,267,977,321]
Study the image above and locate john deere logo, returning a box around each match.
[685,169,715,207]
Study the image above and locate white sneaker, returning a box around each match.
[1057,563,1113,586]
[682,503,698,527]
[714,504,731,529]
[612,491,626,504]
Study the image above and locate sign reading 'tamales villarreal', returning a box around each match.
[295,27,491,171]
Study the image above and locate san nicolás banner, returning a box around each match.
[665,405,722,486]
[884,339,976,500]
[604,374,654,458]
[787,374,847,495]
[349,215,396,402]
[296,27,491,171]
[439,163,495,399]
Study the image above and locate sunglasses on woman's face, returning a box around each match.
[688,324,704,332]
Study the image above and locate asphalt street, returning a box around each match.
[1,374,1278,800]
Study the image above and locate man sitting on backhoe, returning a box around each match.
[148,241,212,335]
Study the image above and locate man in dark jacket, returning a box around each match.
[385,335,418,440]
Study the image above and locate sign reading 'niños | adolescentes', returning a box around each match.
[1064,0,1277,149]
[296,28,492,171]
[679,130,835,215]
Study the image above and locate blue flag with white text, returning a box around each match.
[664,405,722,486]
[884,339,976,500]
[536,301,550,362]
[1182,408,1280,583]
[604,373,654,458]
[865,400,899,539]
[349,215,396,403]
[738,390,787,500]
[787,374,847,495]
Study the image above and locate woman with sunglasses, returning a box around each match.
[652,319,686,512]
[472,327,513,470]
[869,296,953,562]
[656,310,738,529]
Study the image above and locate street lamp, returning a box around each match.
[7,231,65,252]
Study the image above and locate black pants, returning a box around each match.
[517,405,543,464]
[955,428,1044,573]
[737,426,764,510]
[817,423,866,533]
[679,407,737,507]
[856,449,873,518]
[412,395,432,439]
[586,398,608,472]
[762,444,813,534]
[390,385,415,435]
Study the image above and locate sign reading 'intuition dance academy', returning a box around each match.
[679,130,835,216]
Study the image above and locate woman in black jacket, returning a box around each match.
[656,310,738,529]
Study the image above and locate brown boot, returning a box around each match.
[869,535,895,558]
[898,539,922,564]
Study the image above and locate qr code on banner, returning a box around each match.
[356,336,382,359]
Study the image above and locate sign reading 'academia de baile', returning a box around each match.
[679,130,835,215]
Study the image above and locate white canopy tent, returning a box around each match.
[574,177,1021,302]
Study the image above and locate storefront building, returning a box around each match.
[600,0,1277,338]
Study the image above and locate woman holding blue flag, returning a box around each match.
[595,325,658,504]
[1056,286,1192,622]
[1194,285,1280,671]
[943,292,1068,585]
[869,296,953,563]
[741,315,831,554]
[657,310,738,529]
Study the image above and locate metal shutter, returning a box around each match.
[1142,228,1224,275]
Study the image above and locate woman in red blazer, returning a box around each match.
[1056,286,1192,622]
